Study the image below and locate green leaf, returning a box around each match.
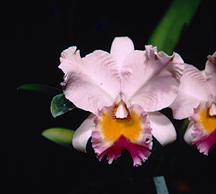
[42,128,74,147]
[148,0,201,55]
[17,84,62,94]
[50,93,76,118]
[179,119,190,139]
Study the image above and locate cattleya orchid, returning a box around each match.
[170,52,216,155]
[59,37,185,166]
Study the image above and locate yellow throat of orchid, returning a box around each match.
[99,101,143,144]
[198,106,216,134]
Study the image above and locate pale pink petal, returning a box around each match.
[170,64,209,119]
[72,114,95,152]
[205,52,216,96]
[121,45,184,112]
[184,121,194,145]
[91,103,153,167]
[148,112,176,146]
[110,37,135,70]
[59,46,120,114]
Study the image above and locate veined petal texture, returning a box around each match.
[205,52,216,96]
[59,47,121,114]
[170,64,209,119]
[120,45,184,112]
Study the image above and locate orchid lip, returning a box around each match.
[186,99,216,155]
[91,98,153,166]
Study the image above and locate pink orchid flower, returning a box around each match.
[59,37,184,166]
[170,52,216,155]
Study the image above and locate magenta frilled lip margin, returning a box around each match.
[59,36,185,166]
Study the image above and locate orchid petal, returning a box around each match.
[205,52,216,96]
[72,114,95,153]
[149,112,176,146]
[121,45,184,112]
[59,47,120,114]
[170,64,209,119]
[110,37,135,70]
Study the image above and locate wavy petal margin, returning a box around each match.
[184,100,216,155]
[205,52,216,96]
[91,103,152,167]
[59,47,120,114]
[121,45,184,112]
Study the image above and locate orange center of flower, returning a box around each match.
[198,107,216,134]
[99,103,143,144]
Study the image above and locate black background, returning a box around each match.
[2,0,216,193]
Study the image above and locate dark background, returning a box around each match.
[2,0,216,193]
